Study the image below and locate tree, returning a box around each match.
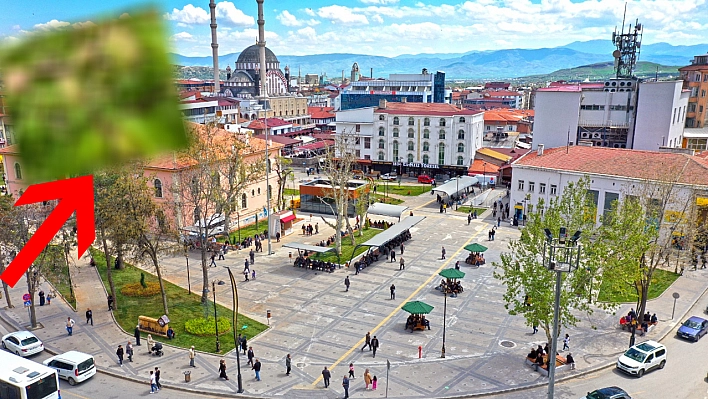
[0,195,16,308]
[94,170,121,309]
[493,177,603,342]
[273,156,293,210]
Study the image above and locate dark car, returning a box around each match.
[677,316,708,341]
[582,386,632,399]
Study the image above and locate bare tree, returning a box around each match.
[273,156,293,210]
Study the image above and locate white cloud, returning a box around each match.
[304,8,316,17]
[277,10,303,27]
[318,5,369,25]
[360,0,399,3]
[171,31,195,41]
[34,19,70,31]
[164,4,209,24]
[215,2,255,27]
[177,22,190,28]
[371,14,384,24]
[11,25,21,31]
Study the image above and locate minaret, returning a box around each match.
[257,0,267,98]
[256,0,272,256]
[209,0,220,94]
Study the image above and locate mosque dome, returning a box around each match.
[236,44,279,65]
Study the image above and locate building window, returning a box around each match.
[408,117,414,126]
[257,187,261,195]
[423,154,429,164]
[14,163,22,180]
[423,129,430,139]
[392,141,399,159]
[154,179,163,198]
[364,137,371,149]
[702,90,707,98]
[379,127,385,136]
[423,141,430,151]
[407,153,414,162]
[528,181,535,192]
[550,184,557,195]
[459,117,466,123]
[355,124,361,132]
[241,193,247,208]
[439,118,446,127]
[378,139,385,149]
[408,128,414,138]
[364,155,371,160]
[539,183,546,194]
[379,114,385,121]
[393,117,400,125]
[518,180,525,190]
[457,156,464,165]
[458,130,465,140]
[378,152,385,161]
[439,129,446,140]
[393,128,399,137]
[424,117,430,126]
[407,141,414,151]
[438,144,445,165]
[457,143,464,153]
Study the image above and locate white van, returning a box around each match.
[43,351,96,385]
[616,340,666,378]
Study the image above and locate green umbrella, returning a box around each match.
[439,268,466,279]
[464,243,488,252]
[401,301,435,315]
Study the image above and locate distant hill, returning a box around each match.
[171,40,704,80]
[517,61,680,83]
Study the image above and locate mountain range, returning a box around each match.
[172,40,707,80]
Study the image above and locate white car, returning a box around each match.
[380,173,398,181]
[616,340,666,378]
[44,351,96,385]
[2,331,44,357]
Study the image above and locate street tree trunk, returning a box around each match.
[149,251,169,316]
[100,229,117,310]
[25,271,37,328]
[0,264,13,308]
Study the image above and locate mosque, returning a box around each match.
[222,44,290,98]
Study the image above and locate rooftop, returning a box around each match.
[376,102,482,116]
[483,108,534,123]
[246,118,292,130]
[308,106,335,120]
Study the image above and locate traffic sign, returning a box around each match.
[24,300,31,307]
[22,293,30,302]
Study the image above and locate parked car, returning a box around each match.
[380,173,397,181]
[43,351,96,385]
[616,340,666,377]
[417,175,434,184]
[581,386,632,399]
[1,331,44,357]
[677,316,708,341]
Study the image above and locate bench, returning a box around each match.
[138,315,170,337]
[406,321,430,332]
[525,355,568,377]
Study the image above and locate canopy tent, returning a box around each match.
[367,203,409,220]
[348,216,425,264]
[401,301,434,315]
[439,268,466,279]
[283,243,335,254]
[433,176,478,197]
[463,243,488,253]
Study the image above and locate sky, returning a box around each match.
[1,0,707,57]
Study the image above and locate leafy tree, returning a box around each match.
[94,170,121,309]
[273,156,293,210]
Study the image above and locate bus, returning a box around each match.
[0,350,61,399]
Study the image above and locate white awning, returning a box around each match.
[283,243,335,253]
[367,203,409,219]
[432,176,478,196]
[359,216,425,248]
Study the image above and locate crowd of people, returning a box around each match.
[405,314,430,331]
[294,254,337,273]
[527,343,575,371]
[620,308,658,335]
[351,229,412,274]
[435,279,463,296]
[368,219,393,229]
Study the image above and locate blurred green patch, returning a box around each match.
[0,10,187,183]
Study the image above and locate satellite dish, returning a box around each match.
[612,50,621,58]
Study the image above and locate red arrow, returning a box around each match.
[0,175,95,287]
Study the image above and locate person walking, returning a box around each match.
[285,354,292,376]
[344,276,350,292]
[322,366,331,388]
[348,363,355,379]
[455,261,460,270]
[244,268,250,282]
[441,246,446,260]
[400,243,405,254]
[107,294,113,310]
[315,223,319,234]
[86,308,93,326]
[249,249,255,265]
[241,335,248,355]
[342,375,350,399]
[390,284,396,300]
[563,334,570,351]
[154,367,162,390]
[126,341,134,362]
[65,317,75,336]
[116,345,124,366]
[361,332,371,351]
[302,225,306,235]
[364,368,372,390]
[372,375,378,390]
[134,326,141,346]
[219,359,229,380]
[399,257,405,270]
[189,346,196,367]
[210,253,217,267]
[371,336,380,358]
[146,334,154,354]
[247,346,255,367]
[252,359,262,381]
[390,249,396,262]
[532,323,538,335]
[149,370,157,394]
[39,290,45,306]
[218,247,225,260]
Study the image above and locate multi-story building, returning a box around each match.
[464,90,524,109]
[679,53,708,129]
[340,70,450,111]
[483,109,534,135]
[238,97,312,129]
[336,100,483,178]
[532,79,688,151]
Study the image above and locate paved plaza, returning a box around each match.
[1,187,707,398]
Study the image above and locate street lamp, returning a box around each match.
[184,247,191,295]
[543,227,582,399]
[441,291,448,358]
[225,267,244,393]
[211,280,226,353]
[483,162,487,188]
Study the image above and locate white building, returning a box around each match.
[509,145,708,228]
[340,70,451,110]
[532,79,688,151]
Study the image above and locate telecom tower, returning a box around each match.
[612,6,643,79]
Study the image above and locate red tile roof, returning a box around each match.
[484,108,534,123]
[246,118,292,130]
[514,146,708,185]
[468,159,501,175]
[484,90,522,97]
[0,144,19,155]
[308,106,335,120]
[679,65,708,72]
[376,102,482,116]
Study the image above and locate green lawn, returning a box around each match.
[311,228,382,264]
[379,184,430,196]
[455,206,487,215]
[218,220,270,244]
[370,194,404,205]
[44,246,76,309]
[89,247,268,354]
[597,269,681,303]
[284,188,299,196]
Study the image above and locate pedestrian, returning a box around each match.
[39,290,45,306]
[361,332,371,351]
[276,231,281,242]
[107,294,113,310]
[285,354,292,376]
[441,246,446,260]
[65,317,75,336]
[390,284,396,300]
[344,276,350,292]
[302,225,306,235]
[154,367,162,389]
[251,269,256,280]
[116,345,124,366]
[455,261,460,270]
[342,375,350,399]
[147,334,154,354]
[218,247,225,260]
[244,268,250,281]
[210,253,217,267]
[399,257,405,270]
[149,370,157,394]
[467,214,472,225]
[134,326,142,346]
[532,323,538,334]
[252,358,261,381]
[371,336,380,358]
[563,334,570,351]
[322,366,331,388]
[189,346,196,367]
[390,249,396,262]
[247,346,255,366]
[86,308,93,326]
[315,223,319,234]
[497,217,501,227]
[241,335,248,355]
[219,359,229,380]
[372,375,378,390]
[249,249,255,264]
[400,243,405,254]
[348,363,355,379]
[126,341,134,362]
[364,368,372,390]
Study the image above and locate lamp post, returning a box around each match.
[237,211,241,246]
[455,174,459,210]
[543,227,582,399]
[483,162,487,188]
[211,280,226,353]
[441,291,448,358]
[225,267,244,393]
[185,247,191,295]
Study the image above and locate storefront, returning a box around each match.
[369,160,468,181]
[271,210,296,237]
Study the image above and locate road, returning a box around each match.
[501,291,708,399]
